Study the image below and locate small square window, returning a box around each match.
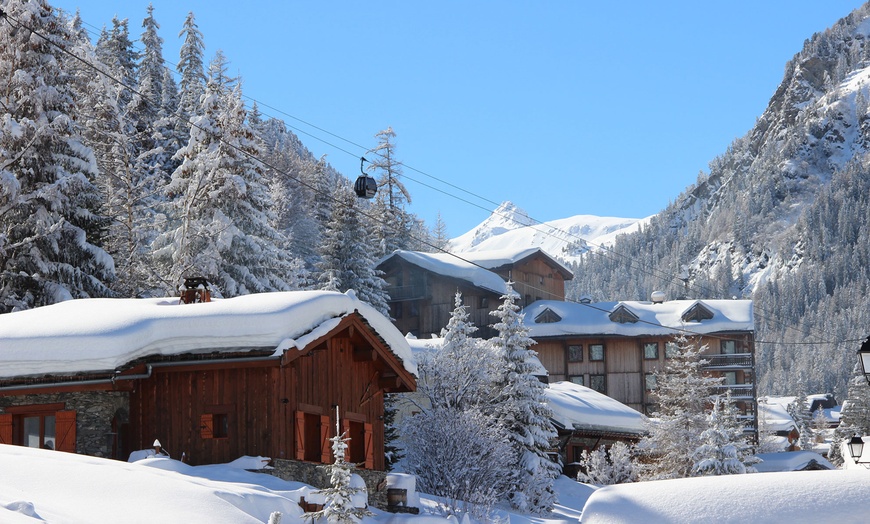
[665,342,679,359]
[589,344,605,361]
[724,371,737,385]
[568,345,583,362]
[212,413,229,438]
[645,373,657,391]
[721,340,738,354]
[590,374,606,393]
[569,375,584,386]
[480,297,489,309]
[643,342,659,360]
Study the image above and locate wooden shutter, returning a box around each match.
[0,414,11,445]
[200,414,214,439]
[320,415,331,463]
[363,422,374,469]
[55,410,76,453]
[294,411,305,461]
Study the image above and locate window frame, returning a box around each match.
[589,344,605,362]
[568,375,584,386]
[567,344,583,362]
[589,374,606,394]
[721,340,738,354]
[643,342,659,360]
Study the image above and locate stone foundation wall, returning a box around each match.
[268,458,388,509]
[0,391,129,458]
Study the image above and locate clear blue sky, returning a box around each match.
[57,0,867,237]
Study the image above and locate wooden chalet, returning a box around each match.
[378,248,573,338]
[0,290,415,472]
[523,295,758,438]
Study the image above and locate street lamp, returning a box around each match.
[858,336,870,385]
[849,436,870,467]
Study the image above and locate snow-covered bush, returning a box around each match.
[576,441,635,485]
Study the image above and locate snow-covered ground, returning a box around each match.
[3,443,869,523]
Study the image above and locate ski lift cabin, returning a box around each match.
[354,156,377,199]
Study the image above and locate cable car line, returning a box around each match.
[7,8,850,350]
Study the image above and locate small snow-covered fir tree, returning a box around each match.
[788,391,814,452]
[692,393,759,476]
[305,415,372,524]
[576,441,635,485]
[489,282,560,515]
[640,335,723,480]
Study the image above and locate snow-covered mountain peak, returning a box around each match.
[450,202,648,264]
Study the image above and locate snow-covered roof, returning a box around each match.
[378,250,510,295]
[545,381,645,435]
[758,398,797,433]
[524,299,754,338]
[0,290,415,379]
[459,247,574,279]
[405,334,548,377]
[754,451,835,472]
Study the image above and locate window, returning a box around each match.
[643,342,659,359]
[2,404,76,452]
[535,308,562,324]
[295,410,330,463]
[479,297,489,309]
[568,345,583,362]
[589,374,606,394]
[721,340,738,354]
[201,406,233,440]
[645,373,657,391]
[724,371,738,385]
[665,342,679,359]
[569,375,584,386]
[589,344,605,361]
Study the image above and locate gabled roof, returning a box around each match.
[523,298,754,338]
[609,304,639,324]
[0,290,416,380]
[377,250,510,295]
[460,247,574,280]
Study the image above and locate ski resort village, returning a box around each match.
[5,0,870,522]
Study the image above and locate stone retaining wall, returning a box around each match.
[268,458,388,509]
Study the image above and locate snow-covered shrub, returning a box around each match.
[576,441,635,485]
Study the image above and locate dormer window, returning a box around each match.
[535,308,562,324]
[609,304,639,324]
[682,302,714,322]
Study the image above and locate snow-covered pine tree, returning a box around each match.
[576,441,635,485]
[152,65,294,296]
[415,292,496,410]
[0,0,114,312]
[489,282,560,515]
[639,335,723,480]
[788,391,814,452]
[173,11,205,142]
[305,416,372,524]
[315,182,389,314]
[692,393,759,476]
[830,360,870,465]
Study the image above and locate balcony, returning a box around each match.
[710,383,755,401]
[703,353,753,370]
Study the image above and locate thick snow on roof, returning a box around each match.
[404,334,548,377]
[380,250,510,295]
[524,298,754,338]
[0,290,415,379]
[581,469,870,523]
[754,451,835,472]
[459,247,573,278]
[545,381,645,435]
[758,397,797,432]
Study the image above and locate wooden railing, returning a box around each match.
[703,353,753,369]
[385,284,428,301]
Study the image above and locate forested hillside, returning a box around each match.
[567,3,870,399]
[0,0,433,315]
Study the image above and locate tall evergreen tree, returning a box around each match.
[174,11,205,141]
[366,127,413,257]
[489,283,560,515]
[640,335,723,480]
[692,393,759,476]
[152,73,294,295]
[0,0,114,312]
[315,183,389,314]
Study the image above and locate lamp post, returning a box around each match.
[858,336,870,385]
[849,436,870,467]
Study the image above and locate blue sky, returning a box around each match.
[57,0,867,237]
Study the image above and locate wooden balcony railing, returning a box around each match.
[703,353,753,369]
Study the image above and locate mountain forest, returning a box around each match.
[5,0,870,402]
